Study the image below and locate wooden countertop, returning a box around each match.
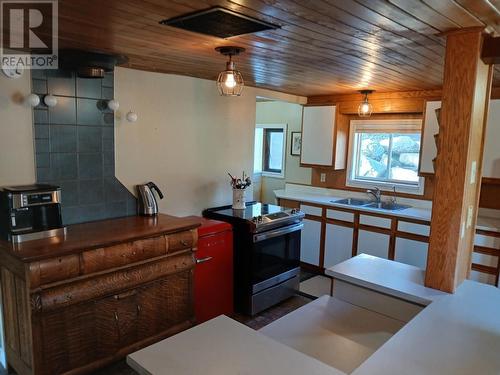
[0,214,201,263]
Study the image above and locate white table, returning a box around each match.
[127,315,346,375]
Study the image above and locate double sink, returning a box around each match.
[332,198,411,211]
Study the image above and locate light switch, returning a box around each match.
[466,205,474,228]
[470,161,477,184]
[320,173,326,183]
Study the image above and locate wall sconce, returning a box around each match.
[215,46,245,96]
[126,111,138,123]
[43,94,58,107]
[358,90,374,117]
[26,93,40,107]
[107,99,120,111]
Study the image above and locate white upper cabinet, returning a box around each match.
[419,100,441,175]
[483,100,500,179]
[300,105,336,166]
[419,99,500,178]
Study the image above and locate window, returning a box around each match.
[254,124,287,178]
[347,119,424,194]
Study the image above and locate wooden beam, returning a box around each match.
[425,29,494,293]
[482,36,500,64]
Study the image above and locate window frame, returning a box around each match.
[346,119,425,195]
[255,123,287,178]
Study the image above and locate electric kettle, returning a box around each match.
[136,182,164,216]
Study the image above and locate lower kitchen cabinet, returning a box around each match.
[357,230,390,259]
[301,219,322,266]
[0,216,199,375]
[394,238,428,269]
[324,224,353,269]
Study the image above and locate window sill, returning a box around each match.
[262,171,285,179]
[346,178,425,196]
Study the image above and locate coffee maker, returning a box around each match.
[0,184,66,243]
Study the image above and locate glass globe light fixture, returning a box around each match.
[215,46,245,96]
[358,90,374,117]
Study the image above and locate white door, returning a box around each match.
[324,223,353,269]
[300,219,322,266]
[483,99,500,178]
[357,230,390,259]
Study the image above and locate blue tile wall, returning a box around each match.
[33,69,137,225]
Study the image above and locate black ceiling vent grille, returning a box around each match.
[160,7,279,38]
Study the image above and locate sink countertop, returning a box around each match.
[352,279,500,375]
[275,188,500,232]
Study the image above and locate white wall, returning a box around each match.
[0,72,36,186]
[256,101,311,203]
[114,67,305,216]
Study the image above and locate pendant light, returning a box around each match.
[215,46,245,96]
[358,90,374,117]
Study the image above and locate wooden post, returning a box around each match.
[425,29,493,293]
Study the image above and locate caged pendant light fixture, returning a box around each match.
[358,90,374,117]
[215,46,245,96]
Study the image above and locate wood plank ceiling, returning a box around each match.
[58,0,500,96]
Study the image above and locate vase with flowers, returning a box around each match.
[228,172,251,210]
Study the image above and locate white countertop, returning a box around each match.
[127,315,346,375]
[275,187,500,232]
[326,254,447,305]
[352,280,500,375]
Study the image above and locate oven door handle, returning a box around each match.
[253,223,304,243]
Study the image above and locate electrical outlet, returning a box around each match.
[320,173,326,183]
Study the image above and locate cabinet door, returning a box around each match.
[324,223,353,269]
[394,238,428,269]
[136,270,193,340]
[301,106,336,166]
[357,230,390,259]
[483,99,500,178]
[419,100,441,174]
[39,302,100,375]
[300,219,322,266]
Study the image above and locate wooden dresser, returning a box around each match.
[0,214,200,375]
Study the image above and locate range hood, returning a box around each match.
[59,49,128,78]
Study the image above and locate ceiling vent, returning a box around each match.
[59,49,128,78]
[160,7,279,38]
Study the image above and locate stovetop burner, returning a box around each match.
[203,202,304,233]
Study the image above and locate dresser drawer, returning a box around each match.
[31,255,81,287]
[82,236,167,274]
[166,229,198,254]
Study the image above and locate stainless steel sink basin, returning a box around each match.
[332,198,373,206]
[332,198,411,211]
[366,202,411,211]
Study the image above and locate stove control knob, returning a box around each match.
[257,215,263,223]
[291,208,298,214]
[252,216,258,222]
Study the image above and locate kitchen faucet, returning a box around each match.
[366,187,381,203]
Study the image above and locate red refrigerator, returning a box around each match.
[195,218,234,323]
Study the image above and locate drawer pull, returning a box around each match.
[181,240,189,246]
[114,290,137,300]
[196,256,213,264]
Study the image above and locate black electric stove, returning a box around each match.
[203,202,304,315]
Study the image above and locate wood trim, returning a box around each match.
[481,177,500,185]
[352,213,360,258]
[471,263,497,275]
[475,229,500,237]
[481,36,500,65]
[474,245,500,256]
[388,219,397,260]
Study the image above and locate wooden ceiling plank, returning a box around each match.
[454,0,500,35]
[421,0,486,27]
[56,9,444,88]
[386,0,463,31]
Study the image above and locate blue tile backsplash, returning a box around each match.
[33,69,137,224]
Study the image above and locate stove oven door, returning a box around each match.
[251,222,302,293]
